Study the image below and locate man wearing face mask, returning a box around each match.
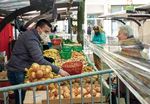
[6,19,69,104]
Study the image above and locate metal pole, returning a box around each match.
[90,76,94,104]
[80,78,84,104]
[14,19,18,40]
[118,77,120,104]
[18,89,22,104]
[32,87,36,104]
[70,80,73,104]
[100,75,103,104]
[58,82,61,104]
[126,88,130,104]
[109,73,112,104]
[46,85,50,104]
[3,92,7,104]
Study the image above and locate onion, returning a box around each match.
[31,72,36,79]
[44,73,50,78]
[32,79,38,82]
[41,78,46,81]
[42,86,46,90]
[45,68,51,73]
[49,73,54,78]
[78,88,87,95]
[94,86,101,92]
[73,88,79,96]
[86,86,91,93]
[50,95,55,99]
[55,95,63,99]
[63,86,69,91]
[74,83,79,87]
[25,80,30,83]
[76,94,81,98]
[85,94,91,98]
[36,70,44,79]
[72,93,76,98]
[53,89,58,97]
[49,83,55,90]
[92,90,97,97]
[64,92,70,98]
[46,66,52,71]
[95,93,101,97]
[40,65,46,71]
[37,85,43,90]
[94,81,99,85]
[31,63,40,72]
[83,88,87,95]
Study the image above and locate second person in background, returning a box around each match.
[92,25,106,70]
[92,26,106,44]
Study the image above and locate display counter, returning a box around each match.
[84,38,150,104]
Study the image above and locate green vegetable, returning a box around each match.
[63,39,75,44]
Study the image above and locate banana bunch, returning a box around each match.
[43,49,60,60]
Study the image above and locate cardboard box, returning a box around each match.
[42,96,106,104]
[0,71,7,80]
[24,91,47,104]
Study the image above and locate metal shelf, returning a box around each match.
[99,10,150,26]
[135,3,150,11]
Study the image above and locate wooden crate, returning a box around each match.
[42,96,106,104]
[24,91,47,104]
[24,91,107,104]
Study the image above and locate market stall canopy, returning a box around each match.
[0,0,80,31]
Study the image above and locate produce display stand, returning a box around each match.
[0,39,113,104]
[23,43,112,104]
[0,39,114,104]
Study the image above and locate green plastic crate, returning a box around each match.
[49,35,54,39]
[62,46,72,52]
[60,51,72,59]
[72,46,83,52]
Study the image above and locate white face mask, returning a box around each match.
[40,32,47,40]
[40,32,51,44]
[41,31,47,36]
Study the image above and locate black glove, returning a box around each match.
[44,56,55,63]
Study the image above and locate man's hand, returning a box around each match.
[58,69,70,77]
